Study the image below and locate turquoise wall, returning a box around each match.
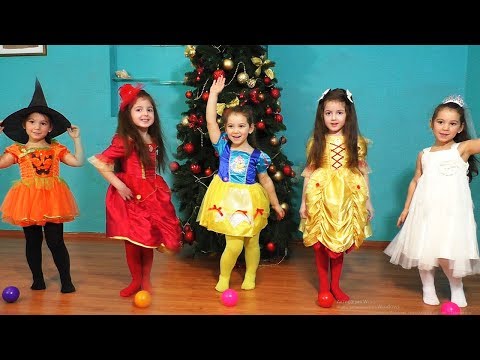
[0,45,478,242]
[270,45,478,240]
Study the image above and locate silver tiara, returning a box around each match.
[318,88,354,103]
[442,94,464,107]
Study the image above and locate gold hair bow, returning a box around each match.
[216,97,240,116]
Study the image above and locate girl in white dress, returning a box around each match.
[385,95,480,307]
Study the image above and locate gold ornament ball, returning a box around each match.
[269,136,279,146]
[237,72,249,84]
[273,171,284,182]
[280,202,289,213]
[223,58,234,71]
[247,78,257,88]
[181,116,189,126]
[184,45,196,59]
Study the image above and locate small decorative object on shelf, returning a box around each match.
[115,69,131,79]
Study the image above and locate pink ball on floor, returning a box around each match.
[221,289,238,307]
[440,301,461,315]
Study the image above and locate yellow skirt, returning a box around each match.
[300,168,372,253]
[197,175,270,237]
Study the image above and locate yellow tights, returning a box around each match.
[215,234,260,292]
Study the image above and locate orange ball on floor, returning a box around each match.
[134,290,152,308]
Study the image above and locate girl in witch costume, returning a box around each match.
[0,78,84,293]
[299,88,374,306]
[89,83,182,297]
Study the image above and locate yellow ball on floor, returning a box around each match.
[134,290,152,308]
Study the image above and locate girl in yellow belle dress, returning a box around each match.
[299,88,374,307]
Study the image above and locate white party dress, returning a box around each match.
[385,143,480,277]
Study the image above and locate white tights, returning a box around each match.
[418,268,440,305]
[418,260,467,307]
[439,259,467,307]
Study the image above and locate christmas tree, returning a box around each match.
[170,45,298,261]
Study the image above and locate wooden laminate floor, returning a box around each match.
[1,234,479,316]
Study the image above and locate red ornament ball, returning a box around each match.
[263,76,272,85]
[274,114,283,123]
[201,91,209,102]
[317,291,334,308]
[265,107,273,115]
[188,114,198,123]
[213,69,225,80]
[169,161,180,172]
[270,88,281,99]
[183,142,194,154]
[184,230,195,243]
[185,90,193,99]
[204,167,213,177]
[282,165,292,176]
[256,121,266,131]
[190,163,202,174]
[266,242,276,252]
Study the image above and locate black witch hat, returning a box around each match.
[2,78,71,144]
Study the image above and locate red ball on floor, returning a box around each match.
[317,291,334,308]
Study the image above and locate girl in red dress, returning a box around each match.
[89,83,182,297]
[0,78,84,293]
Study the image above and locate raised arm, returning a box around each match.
[459,138,480,160]
[397,151,423,227]
[62,125,85,167]
[206,76,226,145]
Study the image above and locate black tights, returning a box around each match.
[23,222,75,293]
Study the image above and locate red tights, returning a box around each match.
[313,242,350,302]
[120,241,154,297]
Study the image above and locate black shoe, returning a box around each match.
[61,282,76,293]
[31,279,46,290]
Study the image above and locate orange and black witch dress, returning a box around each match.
[0,141,79,227]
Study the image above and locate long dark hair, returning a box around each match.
[431,101,479,182]
[307,88,362,169]
[116,90,167,172]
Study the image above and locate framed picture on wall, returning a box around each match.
[0,45,47,56]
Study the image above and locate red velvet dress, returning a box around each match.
[89,135,182,251]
